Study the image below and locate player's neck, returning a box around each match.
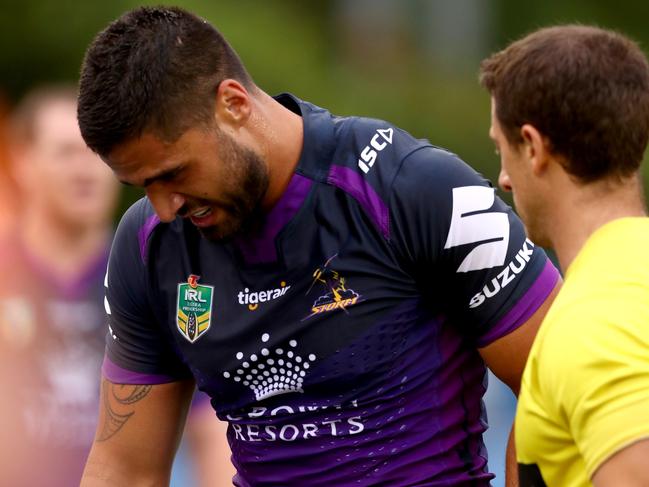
[19,207,110,280]
[255,92,304,212]
[549,173,646,272]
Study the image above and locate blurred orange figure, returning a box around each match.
[0,93,18,237]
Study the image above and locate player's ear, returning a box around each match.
[213,79,252,129]
[520,124,550,176]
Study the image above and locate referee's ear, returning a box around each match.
[521,123,551,176]
[214,79,252,129]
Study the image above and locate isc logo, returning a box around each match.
[358,128,394,174]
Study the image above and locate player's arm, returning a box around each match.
[592,439,649,487]
[87,200,199,485]
[478,278,561,487]
[81,376,195,486]
[388,146,561,486]
[389,146,562,391]
[478,279,560,394]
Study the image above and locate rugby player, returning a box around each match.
[480,25,649,486]
[77,7,560,486]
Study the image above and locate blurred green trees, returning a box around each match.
[2,0,647,214]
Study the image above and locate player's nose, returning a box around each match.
[498,168,512,193]
[145,186,185,222]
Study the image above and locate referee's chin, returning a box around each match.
[523,223,551,250]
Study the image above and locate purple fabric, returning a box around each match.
[191,390,213,411]
[226,305,493,486]
[102,354,178,385]
[327,165,390,238]
[477,260,560,347]
[137,214,161,263]
[235,173,313,264]
[435,315,491,480]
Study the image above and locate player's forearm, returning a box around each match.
[81,454,171,486]
[81,378,193,486]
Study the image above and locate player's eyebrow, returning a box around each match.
[142,166,183,187]
[118,165,185,188]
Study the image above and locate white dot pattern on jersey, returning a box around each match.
[222,333,317,401]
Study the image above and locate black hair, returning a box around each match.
[78,6,255,156]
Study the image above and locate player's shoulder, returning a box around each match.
[330,115,424,176]
[394,142,491,195]
[112,197,164,267]
[351,116,490,191]
[329,114,484,202]
[117,197,158,230]
[387,139,497,236]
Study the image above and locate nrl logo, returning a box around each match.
[177,274,214,343]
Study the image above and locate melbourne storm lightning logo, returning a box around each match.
[304,254,361,319]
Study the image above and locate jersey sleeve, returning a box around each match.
[102,199,193,384]
[389,146,559,346]
[546,301,649,477]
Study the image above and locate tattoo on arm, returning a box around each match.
[97,380,152,442]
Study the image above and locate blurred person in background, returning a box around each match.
[0,85,120,486]
[481,25,649,486]
[77,7,560,486]
[0,85,234,486]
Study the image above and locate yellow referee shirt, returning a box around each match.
[516,218,649,487]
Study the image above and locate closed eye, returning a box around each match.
[143,165,185,187]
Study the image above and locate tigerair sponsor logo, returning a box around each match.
[468,238,535,309]
[238,282,290,311]
[304,254,361,319]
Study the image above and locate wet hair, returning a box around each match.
[480,25,649,182]
[78,6,255,156]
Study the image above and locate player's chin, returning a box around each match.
[196,219,243,242]
[196,203,264,241]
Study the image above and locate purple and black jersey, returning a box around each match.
[103,94,559,486]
